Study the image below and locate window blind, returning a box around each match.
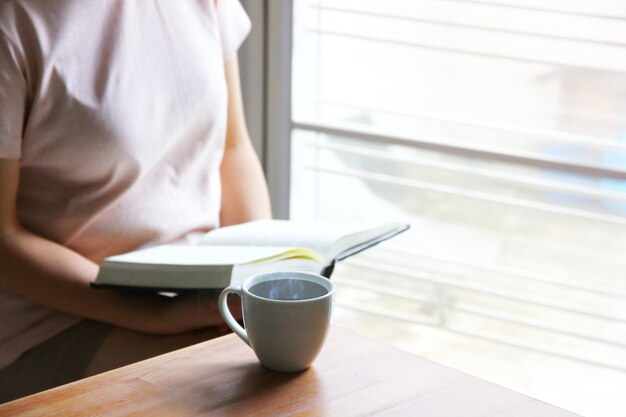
[289,1,626,415]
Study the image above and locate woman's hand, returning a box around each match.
[161,293,243,335]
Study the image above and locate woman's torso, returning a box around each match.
[0,0,249,368]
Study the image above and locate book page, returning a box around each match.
[102,245,305,266]
[230,258,322,286]
[198,220,388,261]
[96,245,322,291]
[332,222,408,261]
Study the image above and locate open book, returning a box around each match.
[92,220,409,292]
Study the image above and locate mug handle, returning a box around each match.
[218,286,249,346]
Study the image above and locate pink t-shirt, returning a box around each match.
[0,0,250,369]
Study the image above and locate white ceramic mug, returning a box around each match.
[218,271,335,372]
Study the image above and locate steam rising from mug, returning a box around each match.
[250,278,327,301]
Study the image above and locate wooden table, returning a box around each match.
[0,326,579,416]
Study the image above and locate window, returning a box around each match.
[242,1,626,416]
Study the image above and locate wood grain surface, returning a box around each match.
[0,326,580,416]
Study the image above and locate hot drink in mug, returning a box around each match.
[218,271,335,372]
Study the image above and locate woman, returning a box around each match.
[0,0,271,401]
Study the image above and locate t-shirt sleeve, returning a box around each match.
[0,32,27,159]
[215,0,251,61]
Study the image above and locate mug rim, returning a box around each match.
[242,271,335,303]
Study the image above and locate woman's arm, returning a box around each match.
[219,56,272,226]
[0,159,236,334]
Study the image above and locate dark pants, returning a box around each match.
[0,320,113,404]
